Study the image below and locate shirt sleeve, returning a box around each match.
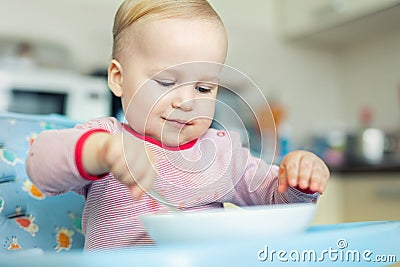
[227,131,319,206]
[25,117,120,196]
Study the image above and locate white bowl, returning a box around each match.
[140,203,316,245]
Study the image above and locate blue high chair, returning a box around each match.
[0,112,85,253]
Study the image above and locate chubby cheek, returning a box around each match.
[122,97,158,134]
[197,97,216,121]
[124,107,147,134]
[192,100,216,134]
[195,118,213,135]
[122,81,166,134]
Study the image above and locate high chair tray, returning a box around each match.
[1,220,399,267]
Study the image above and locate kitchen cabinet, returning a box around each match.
[275,0,400,46]
[313,173,400,225]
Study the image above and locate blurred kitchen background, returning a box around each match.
[0,0,399,224]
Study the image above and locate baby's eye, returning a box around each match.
[155,80,176,87]
[196,86,212,93]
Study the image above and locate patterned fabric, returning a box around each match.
[27,117,319,249]
[0,112,85,253]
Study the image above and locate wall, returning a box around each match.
[0,0,121,73]
[337,32,400,132]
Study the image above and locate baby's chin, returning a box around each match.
[159,135,196,148]
[159,127,210,148]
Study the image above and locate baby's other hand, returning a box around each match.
[278,150,330,194]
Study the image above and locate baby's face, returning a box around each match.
[118,18,228,147]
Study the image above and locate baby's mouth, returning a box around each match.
[162,117,193,129]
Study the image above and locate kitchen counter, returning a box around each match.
[312,173,400,227]
[328,154,400,174]
[329,163,400,174]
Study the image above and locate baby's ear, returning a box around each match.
[108,59,123,97]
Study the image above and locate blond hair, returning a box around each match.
[112,0,223,59]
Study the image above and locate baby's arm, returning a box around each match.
[228,135,327,206]
[26,118,156,199]
[26,128,93,195]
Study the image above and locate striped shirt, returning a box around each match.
[26,117,318,249]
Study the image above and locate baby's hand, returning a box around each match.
[277,150,330,194]
[83,132,156,199]
[101,133,156,199]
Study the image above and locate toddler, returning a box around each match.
[26,0,330,249]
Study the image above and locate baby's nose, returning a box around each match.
[171,85,195,111]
